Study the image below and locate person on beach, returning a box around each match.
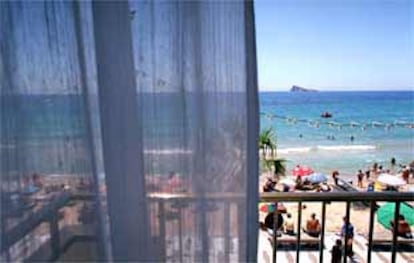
[367,181,374,192]
[282,183,290,192]
[365,169,370,180]
[296,177,315,191]
[331,239,343,263]
[295,176,303,190]
[391,215,413,239]
[303,213,321,237]
[263,177,277,192]
[372,162,379,176]
[284,213,295,235]
[332,171,339,185]
[264,211,284,236]
[356,170,364,188]
[317,183,331,192]
[32,173,43,189]
[378,165,383,174]
[391,157,396,166]
[166,171,183,192]
[340,216,354,257]
[402,168,410,183]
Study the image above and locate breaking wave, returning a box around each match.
[278,145,376,154]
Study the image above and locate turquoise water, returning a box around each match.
[260,91,414,178]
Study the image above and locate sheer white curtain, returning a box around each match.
[1,1,258,262]
[1,1,105,261]
[128,1,259,261]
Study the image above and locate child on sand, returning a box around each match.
[331,239,342,263]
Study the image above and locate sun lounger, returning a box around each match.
[369,239,414,253]
[364,232,414,252]
[267,231,321,249]
[370,237,414,245]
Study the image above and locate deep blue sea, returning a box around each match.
[260,91,414,178]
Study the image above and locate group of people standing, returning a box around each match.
[344,163,382,189]
[356,158,412,188]
[330,217,355,262]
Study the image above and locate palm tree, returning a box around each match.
[259,128,277,159]
[271,158,286,177]
[259,128,286,179]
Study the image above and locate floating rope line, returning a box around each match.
[260,112,414,130]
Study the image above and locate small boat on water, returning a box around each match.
[320,111,332,118]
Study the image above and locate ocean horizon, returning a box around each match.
[260,89,414,92]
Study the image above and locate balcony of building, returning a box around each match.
[1,190,413,262]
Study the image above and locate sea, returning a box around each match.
[1,91,413,182]
[260,90,414,179]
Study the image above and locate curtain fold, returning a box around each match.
[1,1,259,262]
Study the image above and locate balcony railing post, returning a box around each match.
[296,201,302,263]
[272,202,278,263]
[343,201,350,263]
[223,201,230,263]
[391,201,400,263]
[237,200,245,261]
[158,200,166,262]
[178,203,183,263]
[367,201,375,263]
[319,201,326,263]
[49,209,60,260]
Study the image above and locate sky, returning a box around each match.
[254,0,414,91]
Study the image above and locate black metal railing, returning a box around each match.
[2,191,413,262]
[147,192,246,262]
[1,191,96,262]
[261,191,414,263]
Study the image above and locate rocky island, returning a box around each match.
[290,85,318,92]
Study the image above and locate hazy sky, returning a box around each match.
[255,0,414,91]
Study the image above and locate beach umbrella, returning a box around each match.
[307,173,328,184]
[259,202,287,213]
[292,165,314,177]
[377,202,414,229]
[377,174,406,187]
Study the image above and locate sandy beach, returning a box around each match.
[259,171,414,237]
[260,201,385,235]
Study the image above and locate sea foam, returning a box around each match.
[278,144,376,154]
[317,145,376,151]
[277,147,313,154]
